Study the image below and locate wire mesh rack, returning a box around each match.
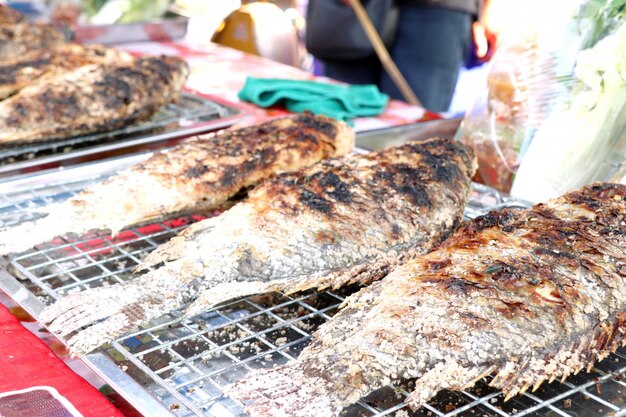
[0,163,625,417]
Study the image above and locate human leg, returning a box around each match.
[380,5,472,112]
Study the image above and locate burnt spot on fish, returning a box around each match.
[0,56,53,84]
[185,165,209,179]
[300,190,333,214]
[94,70,139,108]
[219,165,240,188]
[374,165,431,207]
[319,172,352,203]
[296,111,338,139]
[391,223,402,240]
[533,247,577,260]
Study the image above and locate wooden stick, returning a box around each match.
[347,0,423,108]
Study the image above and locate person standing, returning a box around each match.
[321,0,483,112]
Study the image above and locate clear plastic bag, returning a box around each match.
[456,0,626,202]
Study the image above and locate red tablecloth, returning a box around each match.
[0,304,126,417]
[117,40,438,131]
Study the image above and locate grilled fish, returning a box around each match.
[0,44,134,99]
[0,55,188,144]
[0,113,353,255]
[40,138,476,355]
[0,5,24,24]
[0,22,65,61]
[230,182,626,417]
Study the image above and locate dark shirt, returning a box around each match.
[399,0,482,16]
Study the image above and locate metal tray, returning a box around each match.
[355,118,463,151]
[0,93,246,180]
[0,152,624,417]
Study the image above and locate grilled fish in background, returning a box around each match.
[0,44,134,99]
[40,138,476,355]
[0,22,65,61]
[0,113,354,255]
[0,55,188,144]
[230,183,626,417]
[0,4,24,24]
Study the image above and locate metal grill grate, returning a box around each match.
[0,93,239,167]
[0,167,625,417]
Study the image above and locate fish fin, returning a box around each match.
[491,312,626,400]
[228,362,339,417]
[40,259,204,355]
[406,358,494,410]
[287,255,397,296]
[184,280,285,318]
[134,219,216,272]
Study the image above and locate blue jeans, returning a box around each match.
[322,5,472,112]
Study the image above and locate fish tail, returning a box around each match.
[228,362,339,417]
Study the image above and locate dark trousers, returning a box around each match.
[322,5,472,112]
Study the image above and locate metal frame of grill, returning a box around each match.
[0,92,245,179]
[0,154,624,417]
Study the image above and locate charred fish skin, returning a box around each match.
[0,55,189,144]
[0,22,65,61]
[0,113,354,256]
[0,44,134,99]
[40,138,476,355]
[229,183,626,417]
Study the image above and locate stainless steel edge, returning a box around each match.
[83,354,177,417]
[0,267,176,417]
[355,117,463,151]
[0,267,46,316]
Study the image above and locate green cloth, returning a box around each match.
[238,77,389,123]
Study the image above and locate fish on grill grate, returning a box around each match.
[0,4,24,24]
[229,183,626,417]
[0,113,354,255]
[0,55,188,144]
[0,44,134,99]
[40,138,476,355]
[0,22,65,61]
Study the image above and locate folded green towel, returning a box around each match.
[238,77,389,123]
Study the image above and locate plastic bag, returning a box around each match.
[455,0,626,202]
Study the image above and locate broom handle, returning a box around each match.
[347,0,423,108]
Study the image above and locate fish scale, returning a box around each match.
[230,182,626,417]
[40,137,476,356]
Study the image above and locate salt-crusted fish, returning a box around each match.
[0,22,65,61]
[40,138,476,355]
[230,182,626,417]
[0,55,188,144]
[0,113,354,255]
[0,44,134,99]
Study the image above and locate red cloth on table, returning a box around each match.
[0,304,125,417]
